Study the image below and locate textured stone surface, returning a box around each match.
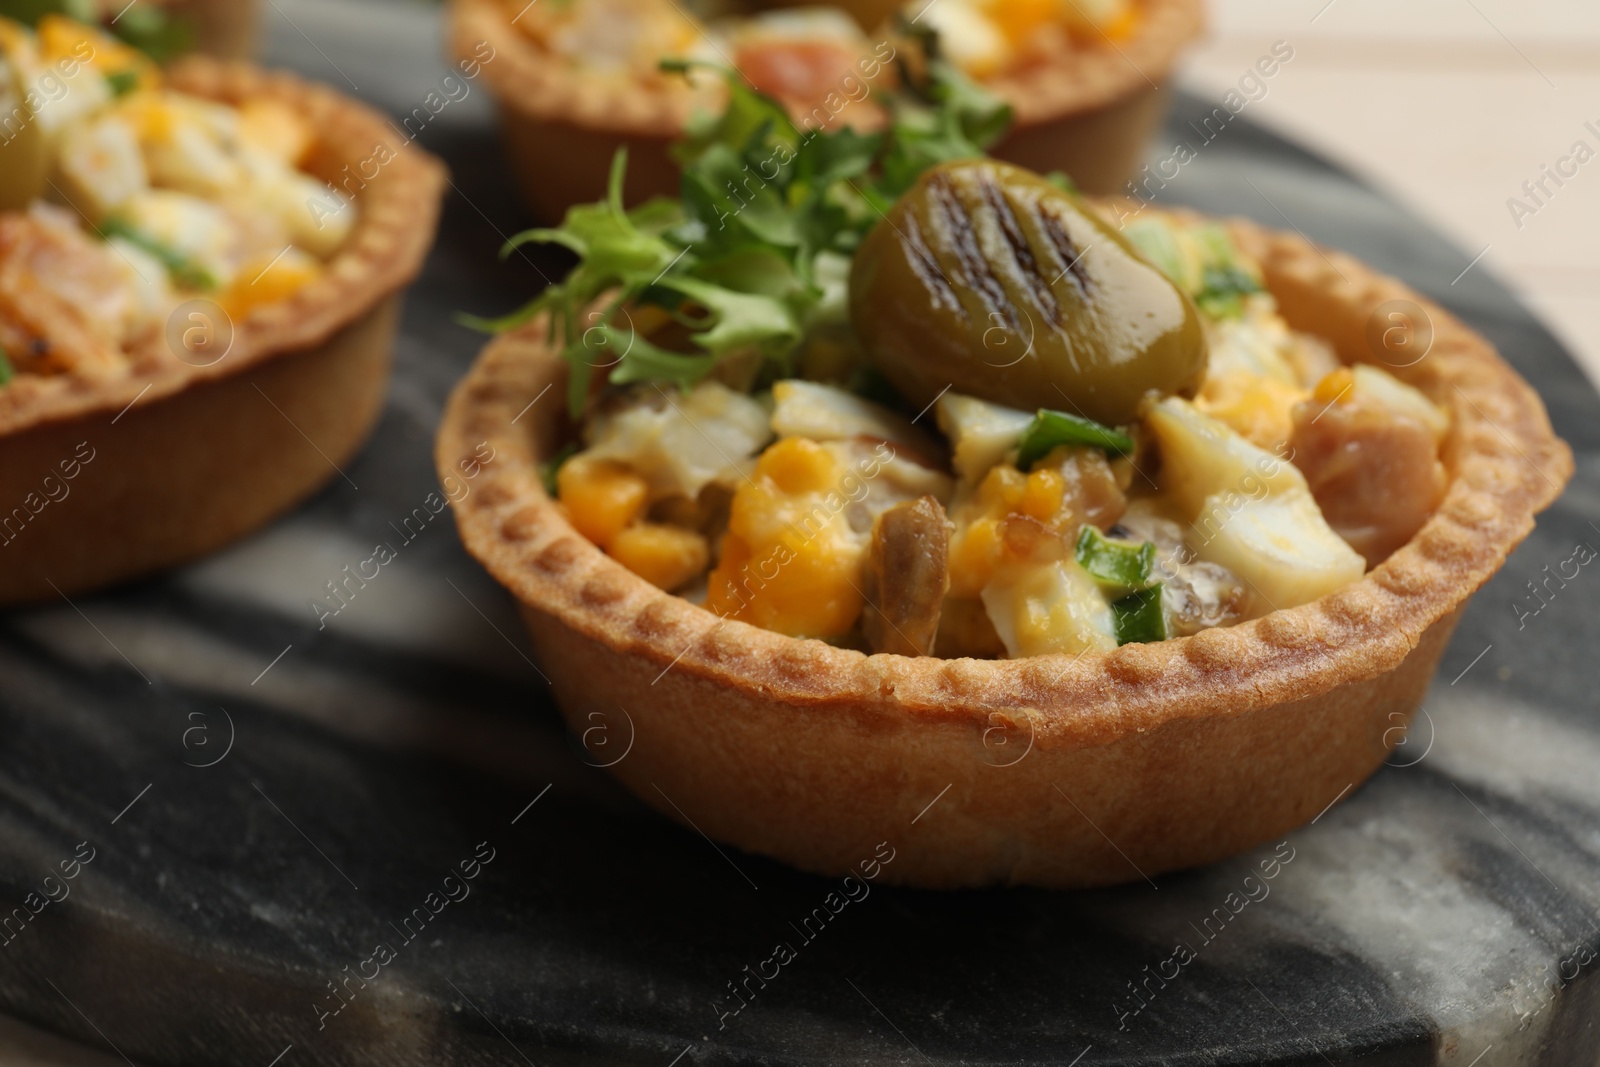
[0,4,1594,1065]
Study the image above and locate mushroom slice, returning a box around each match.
[861,496,951,657]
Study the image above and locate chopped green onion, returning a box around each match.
[1111,585,1165,645]
[1015,408,1134,468]
[1075,526,1155,591]
[105,69,140,97]
[100,218,218,292]
[0,344,13,387]
[1195,264,1264,320]
[540,443,579,497]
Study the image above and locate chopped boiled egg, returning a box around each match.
[981,556,1117,658]
[103,235,174,322]
[1146,396,1365,613]
[946,445,1125,600]
[585,380,773,502]
[917,1,1010,79]
[235,98,315,167]
[132,93,246,197]
[116,189,240,288]
[24,52,110,136]
[771,379,943,463]
[1341,365,1449,441]
[233,152,354,259]
[936,391,1033,486]
[56,113,148,221]
[704,431,942,639]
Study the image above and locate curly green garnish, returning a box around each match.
[466,43,1011,416]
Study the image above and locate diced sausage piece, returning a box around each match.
[1290,385,1447,567]
[1039,444,1127,536]
[862,496,951,657]
[934,596,1008,659]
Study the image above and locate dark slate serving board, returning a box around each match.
[1,3,1596,1064]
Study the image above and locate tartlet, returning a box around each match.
[450,0,1204,220]
[0,46,445,604]
[439,213,1570,889]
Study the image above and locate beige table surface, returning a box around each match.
[1181,0,1600,388]
[3,1,1592,1063]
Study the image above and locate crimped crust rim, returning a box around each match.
[0,57,447,437]
[451,0,1204,135]
[438,215,1573,751]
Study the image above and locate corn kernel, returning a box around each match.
[977,464,1026,510]
[986,0,1056,44]
[1314,367,1356,405]
[38,16,157,87]
[948,516,1001,598]
[236,98,315,167]
[1021,468,1065,522]
[220,249,320,319]
[1103,6,1139,41]
[610,523,709,591]
[558,455,649,548]
[758,436,839,495]
[706,526,864,637]
[1197,372,1306,451]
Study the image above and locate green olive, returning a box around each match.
[849,159,1208,427]
[0,50,48,213]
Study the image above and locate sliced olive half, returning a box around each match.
[849,159,1207,427]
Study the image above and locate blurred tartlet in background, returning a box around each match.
[451,0,1203,220]
[0,16,444,602]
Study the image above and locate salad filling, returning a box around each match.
[0,16,356,383]
[476,60,1450,659]
[504,0,1141,104]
